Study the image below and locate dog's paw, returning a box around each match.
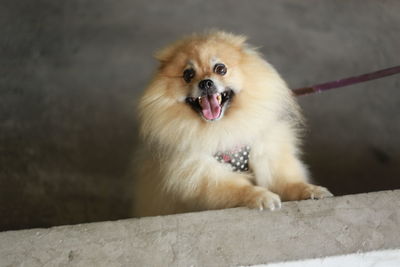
[304,184,333,200]
[282,182,334,201]
[245,187,282,211]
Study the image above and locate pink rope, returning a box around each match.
[292,65,400,96]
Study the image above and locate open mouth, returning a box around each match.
[185,90,234,121]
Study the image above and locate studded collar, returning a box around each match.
[214,145,251,172]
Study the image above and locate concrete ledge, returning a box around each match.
[1,190,400,266]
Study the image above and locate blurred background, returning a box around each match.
[0,0,399,231]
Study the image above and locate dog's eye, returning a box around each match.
[214,64,227,75]
[183,68,195,83]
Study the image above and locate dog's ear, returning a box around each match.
[154,36,190,66]
[154,42,180,64]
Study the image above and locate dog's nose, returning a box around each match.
[198,79,214,91]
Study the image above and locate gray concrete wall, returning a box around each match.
[1,190,399,267]
[0,0,400,231]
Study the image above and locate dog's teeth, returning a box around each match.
[217,94,222,104]
[198,97,202,104]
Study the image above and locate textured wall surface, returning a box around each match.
[1,190,399,266]
[0,0,399,231]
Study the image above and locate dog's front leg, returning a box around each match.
[188,174,281,211]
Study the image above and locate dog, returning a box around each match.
[133,31,332,217]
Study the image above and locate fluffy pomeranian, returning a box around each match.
[133,31,332,217]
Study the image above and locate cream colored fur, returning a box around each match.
[133,31,332,217]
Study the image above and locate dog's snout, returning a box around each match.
[198,79,214,91]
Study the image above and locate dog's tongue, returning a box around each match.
[200,94,221,120]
